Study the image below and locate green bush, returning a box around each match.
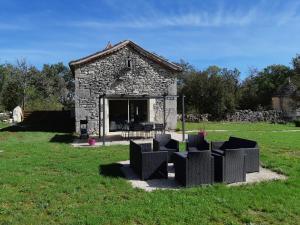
[294,120,300,127]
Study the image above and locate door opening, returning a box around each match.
[109,99,148,132]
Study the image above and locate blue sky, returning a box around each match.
[0,0,300,78]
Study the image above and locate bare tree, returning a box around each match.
[16,59,30,110]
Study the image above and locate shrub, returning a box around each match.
[294,120,300,127]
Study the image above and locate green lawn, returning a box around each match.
[0,122,8,129]
[177,121,299,131]
[0,122,300,225]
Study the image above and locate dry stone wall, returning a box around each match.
[178,110,285,123]
[226,110,284,123]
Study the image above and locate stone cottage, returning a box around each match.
[272,79,300,120]
[69,40,182,135]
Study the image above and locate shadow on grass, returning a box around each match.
[0,123,74,133]
[0,111,75,133]
[50,134,75,144]
[99,163,124,178]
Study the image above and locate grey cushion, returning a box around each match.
[188,147,199,152]
[174,152,188,158]
[160,146,175,151]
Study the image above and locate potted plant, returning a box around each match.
[198,129,207,138]
[198,121,207,138]
[88,137,96,146]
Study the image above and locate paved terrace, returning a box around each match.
[72,129,300,147]
[72,131,185,147]
[119,161,287,192]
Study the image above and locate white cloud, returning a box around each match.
[276,1,300,25]
[66,0,300,29]
[68,9,257,29]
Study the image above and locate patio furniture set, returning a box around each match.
[123,122,165,139]
[129,135,260,187]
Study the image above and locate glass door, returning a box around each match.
[129,100,148,123]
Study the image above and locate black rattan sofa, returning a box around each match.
[173,150,214,187]
[129,141,168,180]
[212,136,259,173]
[186,134,210,152]
[153,134,179,162]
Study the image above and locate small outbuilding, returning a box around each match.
[69,40,182,135]
[272,79,300,120]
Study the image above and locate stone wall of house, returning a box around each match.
[74,46,178,134]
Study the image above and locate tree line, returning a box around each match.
[178,55,300,119]
[0,56,299,118]
[0,60,74,112]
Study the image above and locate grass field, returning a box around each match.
[0,122,300,225]
[0,122,7,129]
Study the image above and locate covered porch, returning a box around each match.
[100,94,173,130]
[96,94,181,145]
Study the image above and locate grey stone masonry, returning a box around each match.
[72,43,180,135]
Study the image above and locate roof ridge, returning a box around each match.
[69,40,128,65]
[69,40,182,75]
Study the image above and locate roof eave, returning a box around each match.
[69,40,182,76]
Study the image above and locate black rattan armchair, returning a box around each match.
[212,136,259,173]
[153,134,179,163]
[211,148,246,184]
[173,150,214,187]
[129,141,168,180]
[186,134,210,152]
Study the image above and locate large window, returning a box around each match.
[109,99,148,131]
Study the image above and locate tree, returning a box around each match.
[176,59,197,113]
[292,54,300,75]
[29,63,74,110]
[239,65,293,110]
[239,68,260,110]
[220,68,241,112]
[1,67,24,110]
[60,67,75,109]
[0,60,74,111]
[291,55,300,87]
[181,66,240,119]
[0,64,16,111]
[13,59,32,110]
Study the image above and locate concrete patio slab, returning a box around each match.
[71,131,186,147]
[71,129,300,147]
[118,160,287,192]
